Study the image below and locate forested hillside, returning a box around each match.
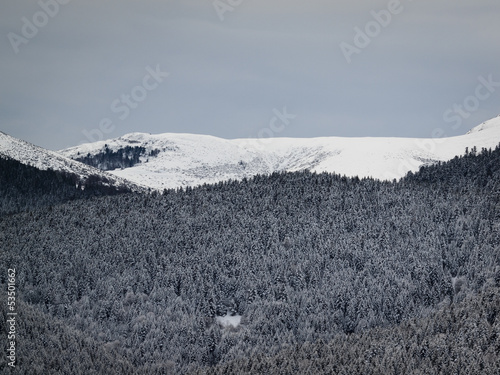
[190,285,500,375]
[73,145,161,171]
[0,156,133,216]
[0,299,137,375]
[1,144,499,374]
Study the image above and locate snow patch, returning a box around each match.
[216,314,242,328]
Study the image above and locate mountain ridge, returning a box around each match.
[0,131,148,193]
[60,116,500,190]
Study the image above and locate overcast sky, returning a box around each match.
[1,0,499,150]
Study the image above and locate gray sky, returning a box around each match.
[1,0,499,150]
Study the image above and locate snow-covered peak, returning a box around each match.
[466,115,500,134]
[0,131,147,192]
[59,116,500,190]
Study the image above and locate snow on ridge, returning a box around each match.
[57,115,500,190]
[0,131,147,192]
[8,115,500,194]
[466,115,500,134]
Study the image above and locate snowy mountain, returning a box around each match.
[0,131,147,193]
[60,116,500,190]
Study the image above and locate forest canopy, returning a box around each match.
[1,144,499,374]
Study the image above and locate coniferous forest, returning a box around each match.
[74,145,162,171]
[1,145,500,374]
[0,157,133,217]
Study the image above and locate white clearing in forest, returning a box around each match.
[216,314,242,328]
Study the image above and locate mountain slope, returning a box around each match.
[60,116,500,190]
[189,285,500,375]
[2,146,500,373]
[0,131,147,193]
[0,298,138,375]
